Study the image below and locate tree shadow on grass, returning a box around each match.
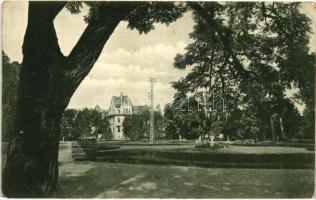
[57,162,136,198]
[56,162,315,198]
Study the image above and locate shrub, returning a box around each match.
[195,141,225,150]
[195,141,210,149]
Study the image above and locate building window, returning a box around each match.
[118,117,120,123]
[118,109,120,114]
[117,126,121,132]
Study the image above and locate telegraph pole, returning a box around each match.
[149,77,156,144]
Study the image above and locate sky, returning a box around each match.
[2,2,316,111]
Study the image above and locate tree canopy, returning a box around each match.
[173,2,314,105]
[123,105,163,140]
[170,2,315,141]
[61,106,111,140]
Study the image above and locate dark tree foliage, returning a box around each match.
[2,52,20,141]
[171,2,315,141]
[175,2,313,102]
[221,108,242,140]
[123,115,148,140]
[60,106,111,141]
[123,106,163,140]
[164,94,207,140]
[60,109,78,140]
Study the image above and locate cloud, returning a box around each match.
[96,41,188,73]
[68,40,190,109]
[89,41,189,83]
[89,62,184,84]
[300,3,316,52]
[68,76,177,109]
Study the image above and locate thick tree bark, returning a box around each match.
[2,2,134,197]
[2,2,67,197]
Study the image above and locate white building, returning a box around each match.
[108,92,133,140]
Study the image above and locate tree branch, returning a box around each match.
[23,2,67,61]
[29,1,67,21]
[66,3,138,88]
[188,2,255,80]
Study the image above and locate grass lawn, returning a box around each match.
[57,161,314,198]
[56,143,315,198]
[73,141,314,169]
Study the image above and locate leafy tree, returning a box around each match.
[237,109,260,140]
[95,109,112,140]
[164,95,207,140]
[60,109,78,140]
[156,117,168,139]
[123,115,148,140]
[172,2,314,141]
[123,105,163,140]
[2,52,20,141]
[298,108,315,140]
[60,107,111,140]
[221,108,242,140]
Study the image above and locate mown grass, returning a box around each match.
[57,162,315,198]
[74,141,314,169]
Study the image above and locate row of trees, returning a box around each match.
[61,105,168,141]
[61,106,111,140]
[163,94,306,141]
[62,105,166,141]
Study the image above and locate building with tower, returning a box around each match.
[108,92,133,140]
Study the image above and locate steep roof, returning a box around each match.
[110,92,133,109]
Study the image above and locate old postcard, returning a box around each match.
[1,1,315,198]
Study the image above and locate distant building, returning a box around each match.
[108,92,133,140]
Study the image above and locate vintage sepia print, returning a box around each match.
[1,1,315,198]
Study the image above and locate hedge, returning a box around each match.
[74,145,314,169]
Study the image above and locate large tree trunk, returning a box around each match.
[2,2,68,197]
[2,2,135,197]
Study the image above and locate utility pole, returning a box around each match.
[149,77,156,144]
